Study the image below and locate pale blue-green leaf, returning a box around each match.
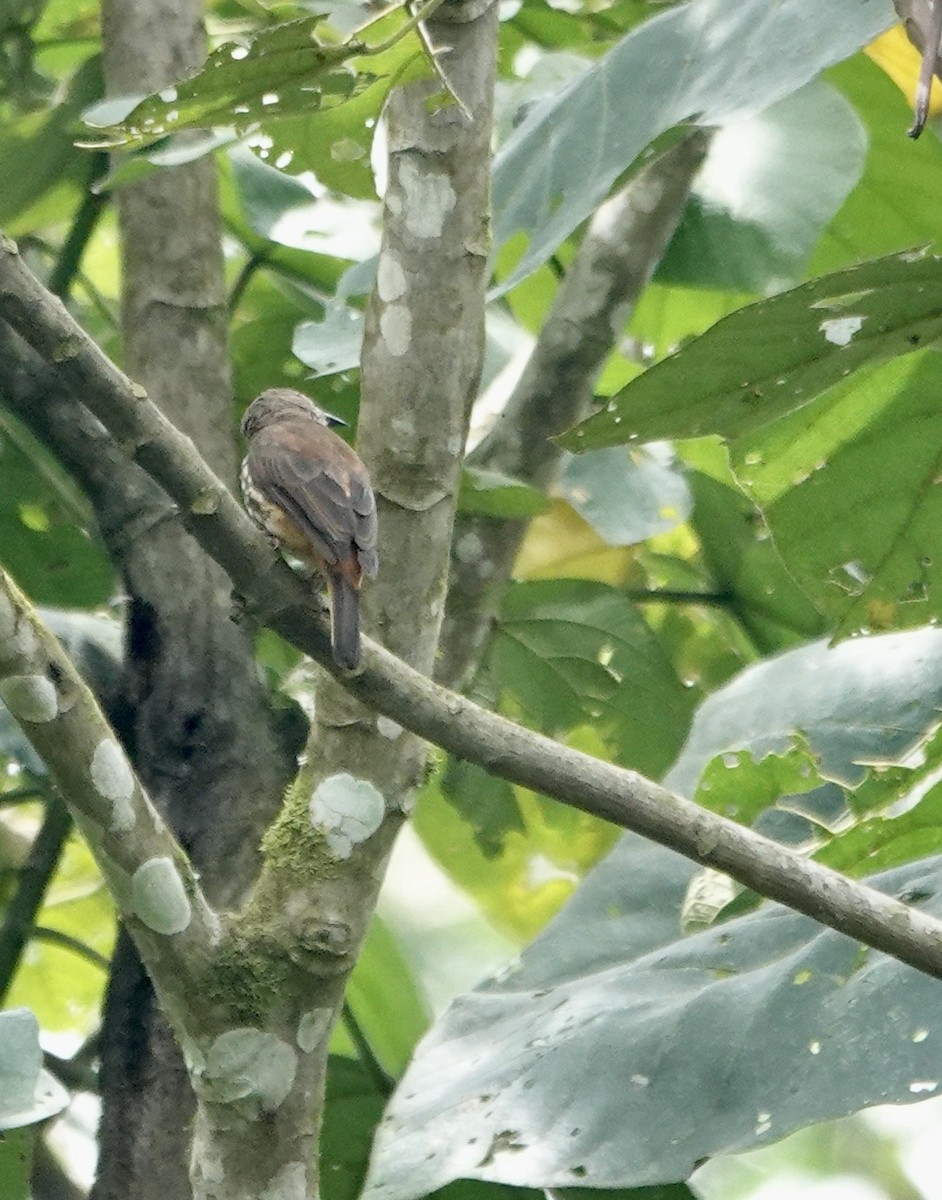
[657,82,867,292]
[492,0,892,291]
[559,445,691,545]
[0,1009,68,1130]
[364,838,942,1199]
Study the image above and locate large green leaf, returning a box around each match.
[492,0,892,291]
[491,580,695,777]
[345,917,430,1077]
[561,250,942,451]
[742,351,942,635]
[0,55,102,231]
[814,54,942,271]
[686,468,825,650]
[82,10,428,190]
[83,16,359,147]
[364,627,942,1199]
[364,837,942,1199]
[657,82,866,293]
[666,625,942,798]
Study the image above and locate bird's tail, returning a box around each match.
[328,575,361,670]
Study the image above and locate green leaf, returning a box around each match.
[743,351,942,635]
[363,838,942,1200]
[0,56,102,231]
[693,739,825,828]
[293,304,364,378]
[492,0,892,291]
[667,625,942,798]
[686,468,825,650]
[457,469,550,520]
[0,1127,32,1200]
[5,826,114,1036]
[228,142,316,240]
[0,1009,68,1131]
[0,416,114,607]
[814,54,942,271]
[345,917,430,1076]
[657,82,867,292]
[559,446,690,545]
[491,580,695,777]
[440,757,525,856]
[562,250,942,451]
[321,1056,388,1200]
[82,16,360,149]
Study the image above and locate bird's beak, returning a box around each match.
[324,411,348,428]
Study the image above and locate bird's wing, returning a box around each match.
[349,474,379,577]
[247,438,359,568]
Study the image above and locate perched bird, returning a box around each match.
[240,388,378,670]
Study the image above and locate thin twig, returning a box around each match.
[342,1000,395,1096]
[0,795,72,1003]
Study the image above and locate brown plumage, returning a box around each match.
[240,388,378,670]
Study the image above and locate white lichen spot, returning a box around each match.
[376,716,403,741]
[377,254,408,303]
[380,305,411,357]
[398,161,456,238]
[11,618,37,660]
[260,1162,307,1200]
[455,531,484,563]
[91,739,136,832]
[309,773,385,859]
[809,1040,821,1055]
[909,1080,938,1094]
[201,1029,298,1115]
[913,1029,929,1043]
[0,675,57,723]
[0,590,15,648]
[297,1008,332,1053]
[131,857,192,935]
[819,315,865,347]
[755,1111,772,1135]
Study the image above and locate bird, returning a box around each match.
[239,387,378,670]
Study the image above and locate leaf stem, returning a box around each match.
[47,153,109,301]
[341,1000,394,1096]
[353,0,449,57]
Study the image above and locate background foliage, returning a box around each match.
[4,1,942,1198]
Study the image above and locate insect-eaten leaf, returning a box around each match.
[81,16,366,150]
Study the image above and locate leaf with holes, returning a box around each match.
[82,16,363,149]
[363,835,942,1200]
[560,250,942,452]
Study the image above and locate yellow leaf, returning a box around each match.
[514,499,634,583]
[865,25,942,116]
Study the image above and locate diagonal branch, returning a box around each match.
[438,130,711,684]
[0,568,219,1008]
[3,236,942,983]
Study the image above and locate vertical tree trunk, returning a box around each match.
[92,2,293,1197]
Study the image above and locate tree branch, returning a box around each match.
[0,793,72,1003]
[4,232,942,990]
[0,567,219,1003]
[438,130,710,685]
